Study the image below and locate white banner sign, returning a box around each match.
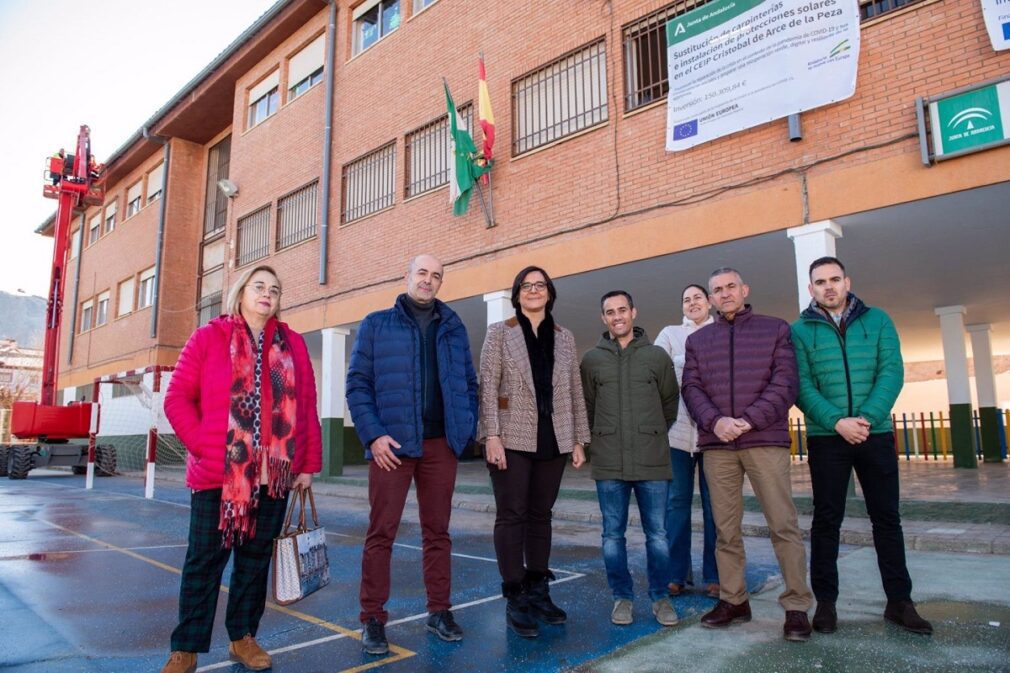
[981,0,1010,51]
[666,0,860,151]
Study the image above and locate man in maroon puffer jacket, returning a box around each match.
[682,268,813,642]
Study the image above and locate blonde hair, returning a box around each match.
[225,265,282,319]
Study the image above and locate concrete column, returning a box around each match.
[320,327,350,477]
[967,324,1002,463]
[484,290,514,326]
[935,306,976,468]
[787,220,843,315]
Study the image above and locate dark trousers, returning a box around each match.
[808,432,913,603]
[488,450,567,583]
[359,437,457,624]
[171,486,289,653]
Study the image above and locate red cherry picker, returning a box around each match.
[1,125,116,482]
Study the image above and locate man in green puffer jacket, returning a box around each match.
[792,256,932,637]
[581,290,680,629]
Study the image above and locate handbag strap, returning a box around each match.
[281,488,302,536]
[304,486,320,528]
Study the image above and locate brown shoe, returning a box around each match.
[229,634,272,671]
[701,600,752,628]
[884,600,934,635]
[160,651,196,673]
[667,582,684,597]
[784,610,812,642]
[705,583,721,599]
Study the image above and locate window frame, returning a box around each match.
[236,205,272,267]
[104,199,117,234]
[404,102,473,198]
[80,299,94,333]
[95,291,110,327]
[353,0,401,56]
[277,181,319,250]
[117,276,135,318]
[146,163,164,204]
[138,267,156,310]
[341,141,396,224]
[87,213,101,246]
[126,181,143,217]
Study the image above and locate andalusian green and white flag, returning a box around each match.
[444,81,486,216]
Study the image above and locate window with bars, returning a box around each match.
[204,136,231,237]
[342,142,396,223]
[623,1,709,112]
[236,206,271,266]
[512,39,609,156]
[197,237,225,326]
[277,181,318,249]
[859,0,923,20]
[405,103,473,198]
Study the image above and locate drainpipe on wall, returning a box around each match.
[66,214,86,367]
[318,0,337,285]
[142,128,170,339]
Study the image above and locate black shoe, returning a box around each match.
[884,600,933,635]
[784,610,812,642]
[503,581,539,638]
[362,617,388,655]
[525,570,566,625]
[426,609,464,642]
[813,601,837,634]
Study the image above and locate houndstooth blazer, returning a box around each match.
[478,317,591,454]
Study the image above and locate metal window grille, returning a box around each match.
[342,142,396,223]
[204,136,231,237]
[236,205,271,266]
[623,1,710,112]
[277,181,318,249]
[197,293,222,327]
[859,0,923,20]
[512,38,608,156]
[404,103,473,198]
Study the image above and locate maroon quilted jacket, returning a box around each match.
[681,306,798,450]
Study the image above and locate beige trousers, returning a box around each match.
[704,446,812,612]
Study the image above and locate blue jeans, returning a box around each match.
[666,449,719,586]
[595,479,670,602]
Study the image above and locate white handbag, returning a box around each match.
[272,486,330,605]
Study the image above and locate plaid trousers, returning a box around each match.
[170,486,289,653]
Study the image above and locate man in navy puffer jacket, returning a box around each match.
[682,268,813,642]
[347,254,478,655]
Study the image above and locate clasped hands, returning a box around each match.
[713,416,753,442]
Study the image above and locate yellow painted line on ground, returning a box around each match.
[37,518,415,671]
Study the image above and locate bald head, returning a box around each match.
[405,254,444,304]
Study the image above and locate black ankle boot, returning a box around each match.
[502,582,538,638]
[525,570,567,625]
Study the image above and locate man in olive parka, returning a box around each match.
[580,290,680,628]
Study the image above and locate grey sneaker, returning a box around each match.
[611,598,633,625]
[652,598,680,626]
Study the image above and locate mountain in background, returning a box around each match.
[0,291,46,349]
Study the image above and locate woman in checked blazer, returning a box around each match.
[479,265,591,639]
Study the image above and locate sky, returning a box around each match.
[0,0,278,298]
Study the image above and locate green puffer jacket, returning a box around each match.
[790,294,903,437]
[580,328,679,481]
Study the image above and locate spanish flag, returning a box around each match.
[478,54,495,184]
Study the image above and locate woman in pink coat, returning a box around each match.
[160,265,321,673]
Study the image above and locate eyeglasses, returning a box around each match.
[246,282,281,299]
[520,281,548,293]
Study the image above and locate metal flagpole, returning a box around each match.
[473,172,493,229]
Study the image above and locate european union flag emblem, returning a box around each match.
[673,120,698,140]
[1002,21,1010,40]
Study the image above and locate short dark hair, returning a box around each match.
[510,266,557,313]
[809,256,846,278]
[600,290,634,312]
[682,283,708,298]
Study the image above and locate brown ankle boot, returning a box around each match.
[229,634,272,670]
[160,651,196,673]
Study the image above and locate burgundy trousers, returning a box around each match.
[359,437,458,623]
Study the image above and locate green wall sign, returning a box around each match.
[927,79,1010,160]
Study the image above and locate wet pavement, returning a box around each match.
[1,465,1007,672]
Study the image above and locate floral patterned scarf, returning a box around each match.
[220,315,297,548]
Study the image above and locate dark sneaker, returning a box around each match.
[784,610,812,642]
[700,600,752,628]
[884,600,934,635]
[362,617,389,655]
[813,601,837,634]
[426,609,464,642]
[525,571,567,624]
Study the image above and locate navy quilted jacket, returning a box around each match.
[681,306,798,450]
[347,294,478,458]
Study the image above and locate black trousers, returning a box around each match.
[170,486,289,653]
[808,432,913,603]
[489,450,567,584]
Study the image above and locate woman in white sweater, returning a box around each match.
[654,283,719,598]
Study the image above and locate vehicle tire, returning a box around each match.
[95,444,117,476]
[0,446,9,477]
[8,445,34,480]
[71,465,87,475]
